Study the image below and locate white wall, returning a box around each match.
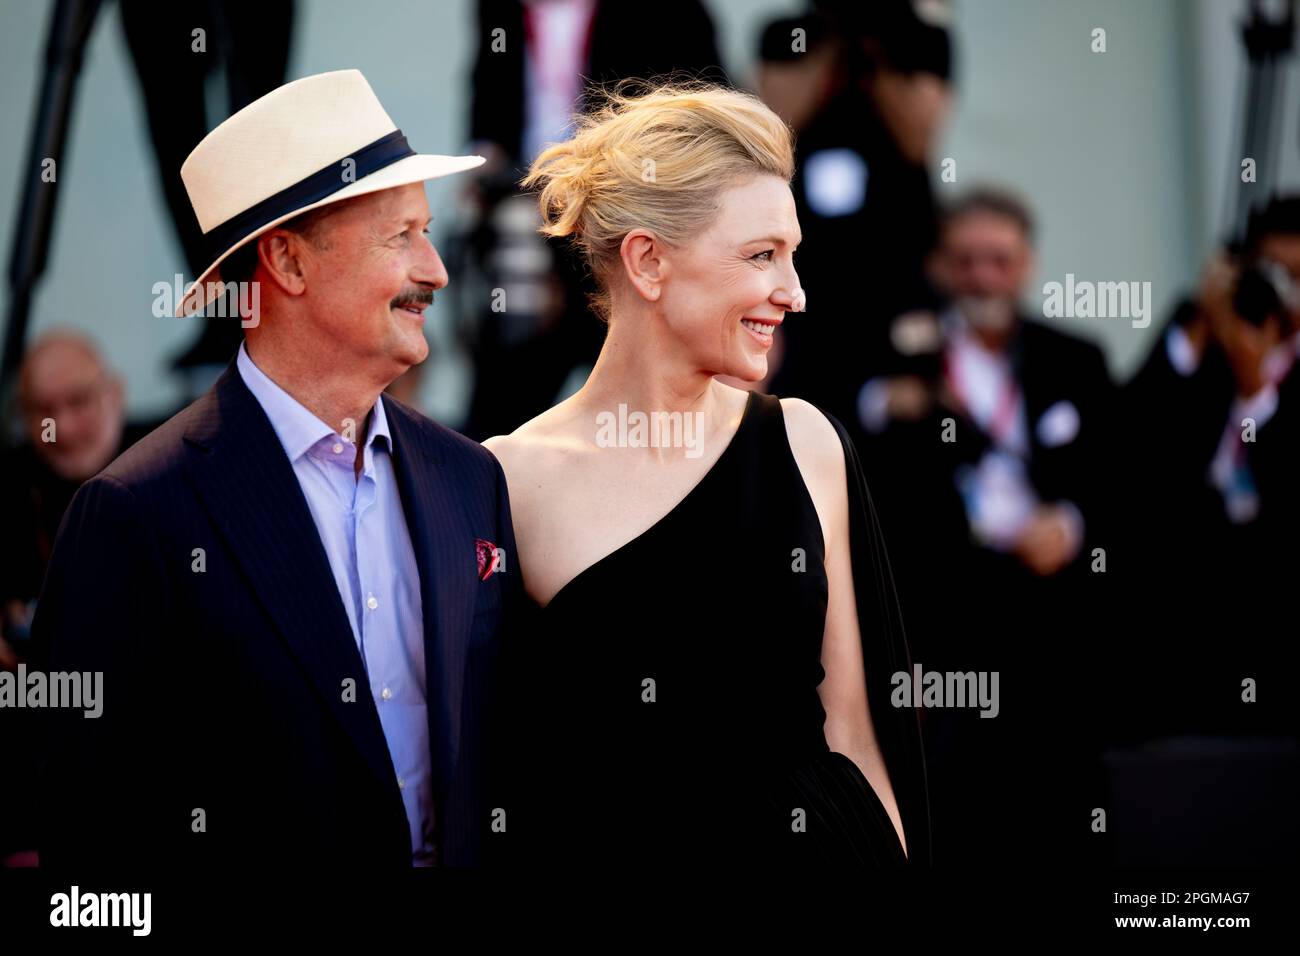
[937,0,1199,380]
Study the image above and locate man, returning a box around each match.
[860,187,1118,864]
[861,188,1117,579]
[3,332,141,661]
[1,332,144,865]
[862,187,1117,619]
[1122,198,1300,739]
[34,70,519,869]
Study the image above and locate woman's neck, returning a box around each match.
[575,310,717,417]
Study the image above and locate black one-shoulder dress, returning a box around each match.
[487,391,931,868]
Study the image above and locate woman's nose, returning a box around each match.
[773,272,805,312]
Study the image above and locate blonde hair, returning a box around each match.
[522,80,796,320]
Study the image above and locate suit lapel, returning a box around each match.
[383,396,476,801]
[181,363,400,795]
[1012,321,1052,451]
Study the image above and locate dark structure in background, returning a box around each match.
[2,0,104,405]
[1,0,294,413]
[119,0,295,393]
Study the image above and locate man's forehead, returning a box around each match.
[28,339,101,376]
[946,215,1026,250]
[948,210,1024,236]
[24,350,102,401]
[358,183,430,223]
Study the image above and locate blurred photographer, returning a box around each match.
[1121,196,1300,738]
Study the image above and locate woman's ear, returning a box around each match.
[619,228,668,303]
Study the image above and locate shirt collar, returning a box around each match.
[236,342,391,463]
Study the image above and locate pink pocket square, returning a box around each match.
[475,538,502,580]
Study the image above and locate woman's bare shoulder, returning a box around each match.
[779,396,849,547]
[482,402,590,483]
[779,397,846,477]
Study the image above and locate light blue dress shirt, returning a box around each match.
[237,343,435,865]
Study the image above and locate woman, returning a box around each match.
[484,82,930,868]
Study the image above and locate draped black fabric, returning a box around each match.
[488,391,931,868]
[823,403,933,866]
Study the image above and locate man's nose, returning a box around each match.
[971,257,1010,292]
[414,237,449,290]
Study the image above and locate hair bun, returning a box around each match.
[521,80,794,320]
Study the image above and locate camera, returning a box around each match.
[1232,256,1298,327]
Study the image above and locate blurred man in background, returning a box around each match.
[2,331,146,658]
[859,187,1118,864]
[0,330,146,865]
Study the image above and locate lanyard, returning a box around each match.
[522,0,598,94]
[942,345,1022,450]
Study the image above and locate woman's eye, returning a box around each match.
[751,250,775,262]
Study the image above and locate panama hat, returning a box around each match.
[176,69,484,317]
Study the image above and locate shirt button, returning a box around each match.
[397,776,405,790]
[366,594,379,610]
[332,443,344,454]
[381,686,392,701]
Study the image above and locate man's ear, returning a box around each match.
[259,230,310,296]
[619,229,669,303]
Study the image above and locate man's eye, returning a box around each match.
[751,250,775,262]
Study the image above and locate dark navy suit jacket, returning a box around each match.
[33,360,520,869]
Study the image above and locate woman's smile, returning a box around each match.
[741,315,781,345]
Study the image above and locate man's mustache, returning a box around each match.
[391,289,435,309]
